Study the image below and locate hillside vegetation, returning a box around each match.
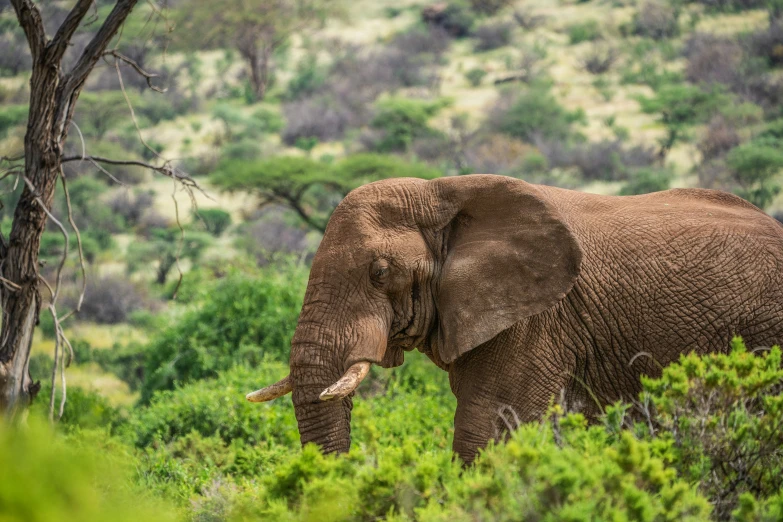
[4,0,783,520]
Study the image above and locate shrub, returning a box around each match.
[107,189,155,229]
[567,20,601,45]
[368,97,447,152]
[698,115,740,161]
[637,84,731,156]
[748,21,783,68]
[473,21,514,52]
[69,274,151,324]
[465,67,488,86]
[285,53,328,101]
[463,133,537,174]
[632,2,680,40]
[488,87,586,143]
[619,167,673,195]
[725,138,783,209]
[237,209,315,266]
[0,103,27,138]
[580,44,618,75]
[683,32,744,87]
[0,419,179,522]
[641,338,783,519]
[331,153,441,186]
[421,1,475,38]
[139,264,308,401]
[192,208,232,237]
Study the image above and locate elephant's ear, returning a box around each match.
[421,175,582,365]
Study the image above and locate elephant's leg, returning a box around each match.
[450,329,575,465]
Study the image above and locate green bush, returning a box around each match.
[139,263,308,401]
[491,87,586,142]
[330,153,442,187]
[725,138,783,209]
[0,419,179,522]
[370,97,448,153]
[192,208,232,237]
[464,67,487,86]
[567,20,601,45]
[639,338,783,519]
[0,103,27,138]
[619,168,673,195]
[637,84,730,156]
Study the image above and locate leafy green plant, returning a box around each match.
[619,167,673,195]
[0,103,27,138]
[637,84,730,158]
[725,138,783,209]
[640,338,783,519]
[465,67,488,86]
[0,419,179,522]
[139,263,308,401]
[369,97,448,153]
[490,86,586,142]
[192,208,232,237]
[567,20,601,45]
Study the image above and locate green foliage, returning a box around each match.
[330,153,442,187]
[637,84,730,155]
[464,67,487,86]
[126,227,213,285]
[30,383,121,431]
[0,419,180,522]
[286,54,328,100]
[619,167,673,195]
[725,138,783,209]
[370,97,448,153]
[139,263,308,401]
[192,208,232,237]
[212,154,440,231]
[493,87,586,142]
[567,20,602,45]
[0,103,27,138]
[640,338,783,519]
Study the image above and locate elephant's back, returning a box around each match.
[533,185,783,404]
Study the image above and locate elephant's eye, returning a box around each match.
[370,259,390,283]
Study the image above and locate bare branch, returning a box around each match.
[66,0,141,93]
[103,49,166,92]
[57,171,87,324]
[9,0,46,60]
[47,0,94,63]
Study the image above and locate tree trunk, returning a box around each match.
[1,0,140,419]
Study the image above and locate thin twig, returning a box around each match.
[57,169,86,323]
[102,49,166,92]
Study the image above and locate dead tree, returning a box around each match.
[0,0,196,419]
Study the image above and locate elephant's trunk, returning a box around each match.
[291,359,354,454]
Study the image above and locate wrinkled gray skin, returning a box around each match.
[287,175,783,464]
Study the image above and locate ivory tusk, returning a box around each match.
[246,375,292,403]
[319,361,371,401]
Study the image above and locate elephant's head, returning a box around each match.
[246,175,582,453]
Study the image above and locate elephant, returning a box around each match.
[247,174,783,464]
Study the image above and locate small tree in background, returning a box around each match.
[174,0,344,101]
[127,228,213,286]
[212,154,441,233]
[637,84,730,159]
[725,138,783,209]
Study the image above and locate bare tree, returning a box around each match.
[0,0,199,419]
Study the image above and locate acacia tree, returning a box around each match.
[175,0,341,101]
[0,0,198,419]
